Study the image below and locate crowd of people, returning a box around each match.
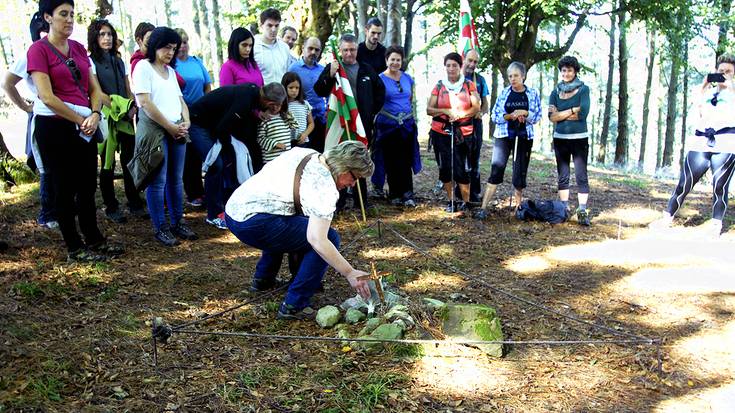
[5,0,735,319]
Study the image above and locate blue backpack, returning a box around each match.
[515,200,569,224]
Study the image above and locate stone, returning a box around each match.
[422,298,447,312]
[385,305,414,328]
[315,305,341,328]
[392,319,407,331]
[337,328,350,345]
[358,317,383,336]
[440,304,504,357]
[345,308,366,324]
[355,322,405,352]
[340,282,404,314]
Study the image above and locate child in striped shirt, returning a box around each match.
[282,72,314,148]
[257,84,299,163]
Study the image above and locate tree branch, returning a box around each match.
[531,14,587,65]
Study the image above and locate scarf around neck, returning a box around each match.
[556,77,584,95]
[443,74,466,93]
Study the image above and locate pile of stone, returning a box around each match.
[314,280,504,357]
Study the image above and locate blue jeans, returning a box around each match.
[189,124,223,219]
[146,137,186,231]
[225,213,340,310]
[38,172,56,224]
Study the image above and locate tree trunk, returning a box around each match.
[385,0,402,46]
[310,0,334,48]
[198,0,212,70]
[193,0,202,43]
[614,6,628,165]
[679,46,689,166]
[598,14,616,164]
[662,55,680,167]
[639,28,656,168]
[377,0,388,30]
[0,36,9,68]
[163,0,173,27]
[656,98,664,169]
[403,0,417,63]
[717,0,732,59]
[212,0,224,80]
[355,0,369,41]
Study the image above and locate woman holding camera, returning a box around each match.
[650,54,735,237]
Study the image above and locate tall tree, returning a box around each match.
[193,0,202,44]
[198,0,212,70]
[662,54,680,167]
[598,15,616,164]
[716,0,732,59]
[163,0,173,27]
[355,0,368,41]
[614,5,629,165]
[656,97,664,169]
[212,0,224,75]
[638,28,656,168]
[679,46,689,166]
[0,36,8,68]
[385,0,402,46]
[377,0,388,29]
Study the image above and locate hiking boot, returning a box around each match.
[186,197,204,208]
[171,221,198,240]
[403,198,417,208]
[276,303,316,320]
[576,208,591,226]
[68,248,108,263]
[445,201,467,213]
[206,215,228,230]
[249,277,289,292]
[89,241,124,257]
[370,187,386,199]
[39,219,59,229]
[155,227,179,247]
[106,209,127,224]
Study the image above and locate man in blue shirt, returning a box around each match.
[289,37,327,152]
[463,49,489,203]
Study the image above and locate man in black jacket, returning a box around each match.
[188,83,285,228]
[314,33,385,209]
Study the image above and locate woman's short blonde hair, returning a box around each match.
[324,141,374,180]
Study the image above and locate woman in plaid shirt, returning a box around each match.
[475,61,541,219]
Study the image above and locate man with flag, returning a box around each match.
[314,33,385,211]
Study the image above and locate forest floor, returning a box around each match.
[1,144,734,412]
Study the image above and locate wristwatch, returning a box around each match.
[92,110,102,118]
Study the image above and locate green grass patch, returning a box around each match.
[97,283,118,302]
[390,343,425,359]
[12,281,43,299]
[604,175,648,190]
[5,322,37,340]
[263,301,280,313]
[116,313,142,336]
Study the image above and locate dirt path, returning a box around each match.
[1,148,733,412]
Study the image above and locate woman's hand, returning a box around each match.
[275,143,287,150]
[346,269,371,300]
[298,133,309,144]
[80,113,100,136]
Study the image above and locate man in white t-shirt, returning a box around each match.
[253,8,296,84]
[225,141,374,320]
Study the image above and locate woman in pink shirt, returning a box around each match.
[27,0,122,261]
[219,28,264,87]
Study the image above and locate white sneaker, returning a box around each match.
[40,220,59,229]
[648,213,673,229]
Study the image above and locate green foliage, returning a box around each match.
[12,281,43,299]
[226,0,293,29]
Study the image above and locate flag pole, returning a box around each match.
[331,42,367,223]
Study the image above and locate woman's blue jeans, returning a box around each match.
[146,137,186,231]
[225,213,340,310]
[189,123,224,219]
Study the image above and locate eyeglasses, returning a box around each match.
[395,80,403,93]
[64,58,81,82]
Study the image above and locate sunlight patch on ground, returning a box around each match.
[427,244,455,259]
[359,246,415,260]
[594,206,661,226]
[402,270,467,293]
[504,255,552,274]
[655,381,735,413]
[619,266,735,294]
[670,321,735,380]
[412,344,510,396]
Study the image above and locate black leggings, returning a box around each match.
[35,115,104,252]
[431,130,470,184]
[553,138,589,193]
[667,151,735,221]
[488,136,533,190]
[99,131,143,212]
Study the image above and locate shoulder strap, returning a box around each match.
[42,39,87,98]
[293,153,317,216]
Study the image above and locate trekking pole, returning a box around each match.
[450,122,455,214]
[509,135,519,216]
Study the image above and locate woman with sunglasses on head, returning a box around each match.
[87,19,145,224]
[649,54,735,237]
[27,0,122,262]
[131,27,196,247]
[374,45,421,207]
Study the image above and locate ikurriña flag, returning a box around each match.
[325,46,367,150]
[458,0,480,56]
